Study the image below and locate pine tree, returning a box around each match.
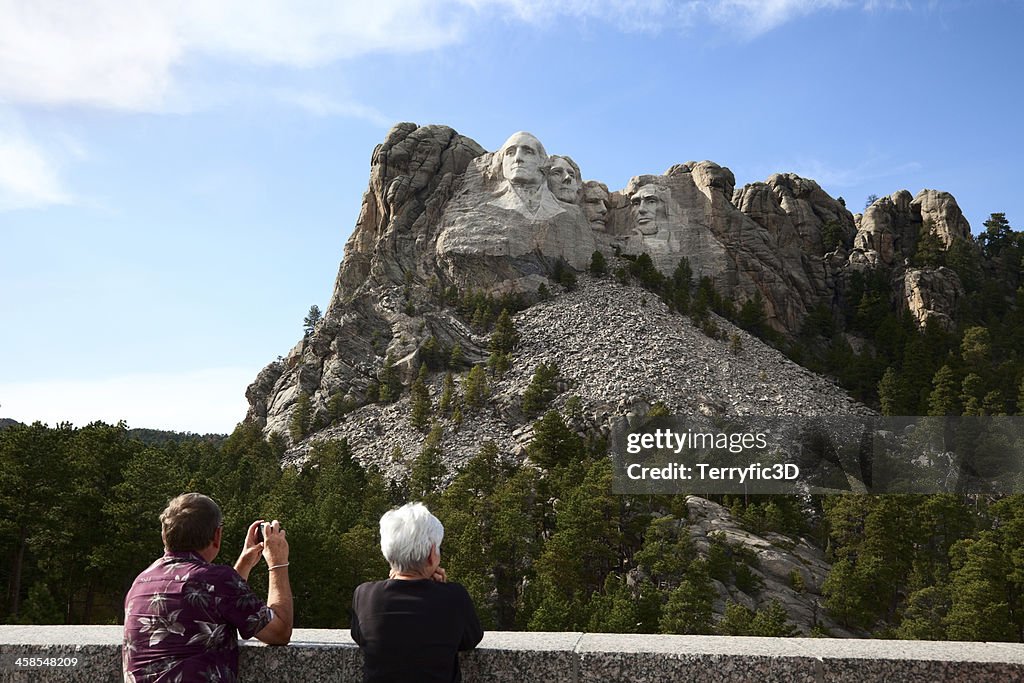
[487,352,510,379]
[658,562,715,634]
[463,365,488,411]
[420,336,445,370]
[878,367,901,416]
[489,309,519,355]
[410,366,432,432]
[289,391,313,442]
[913,220,945,267]
[716,601,755,636]
[737,292,767,335]
[927,364,960,416]
[528,459,620,630]
[945,534,1015,641]
[961,373,985,416]
[522,361,560,416]
[449,343,464,369]
[303,305,323,337]
[749,600,798,637]
[587,574,641,633]
[896,586,950,640]
[589,251,607,276]
[409,424,447,503]
[327,392,355,423]
[439,372,456,415]
[378,353,401,403]
[527,410,583,469]
[552,259,577,290]
[980,212,1013,259]
[961,326,991,373]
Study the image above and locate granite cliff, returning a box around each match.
[246,122,973,445]
[242,122,983,636]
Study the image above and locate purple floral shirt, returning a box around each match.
[122,551,273,683]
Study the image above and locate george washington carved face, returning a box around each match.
[499,132,546,188]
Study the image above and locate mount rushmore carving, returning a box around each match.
[246,123,974,438]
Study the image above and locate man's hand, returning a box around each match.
[261,519,289,568]
[234,519,266,581]
[431,567,447,583]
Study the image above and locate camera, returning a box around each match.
[255,522,268,543]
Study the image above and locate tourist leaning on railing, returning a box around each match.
[350,502,483,683]
[122,493,293,682]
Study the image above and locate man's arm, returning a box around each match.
[255,565,293,645]
[254,520,293,646]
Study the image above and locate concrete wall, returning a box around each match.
[1,626,1023,682]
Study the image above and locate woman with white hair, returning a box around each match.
[350,502,483,682]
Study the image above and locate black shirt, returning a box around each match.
[350,579,484,683]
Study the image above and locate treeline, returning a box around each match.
[1,419,1023,641]
[3,215,1021,640]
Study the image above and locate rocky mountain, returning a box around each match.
[245,122,972,453]
[284,275,867,475]
[241,122,990,637]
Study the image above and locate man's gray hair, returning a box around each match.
[161,493,222,553]
[379,502,444,573]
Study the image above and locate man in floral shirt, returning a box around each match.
[123,493,293,682]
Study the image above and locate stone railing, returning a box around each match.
[1,626,1023,682]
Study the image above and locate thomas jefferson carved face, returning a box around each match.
[582,183,609,228]
[547,156,580,203]
[499,132,545,188]
[630,185,666,235]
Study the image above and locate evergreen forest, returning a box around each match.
[2,214,1023,641]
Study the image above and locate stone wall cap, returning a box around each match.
[2,625,1021,664]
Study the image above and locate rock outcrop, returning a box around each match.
[680,496,859,637]
[246,122,975,441]
[899,266,965,329]
[283,276,870,475]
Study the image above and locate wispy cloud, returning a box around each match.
[0,1,913,112]
[768,155,922,189]
[0,368,255,434]
[0,123,74,211]
[274,90,393,128]
[0,1,470,112]
[697,0,848,37]
[471,0,906,37]
[0,0,180,111]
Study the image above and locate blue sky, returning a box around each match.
[1,0,1021,433]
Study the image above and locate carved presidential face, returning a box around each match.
[500,132,545,187]
[630,186,666,234]
[547,156,580,203]
[582,184,608,228]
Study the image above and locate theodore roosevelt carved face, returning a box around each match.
[547,155,581,203]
